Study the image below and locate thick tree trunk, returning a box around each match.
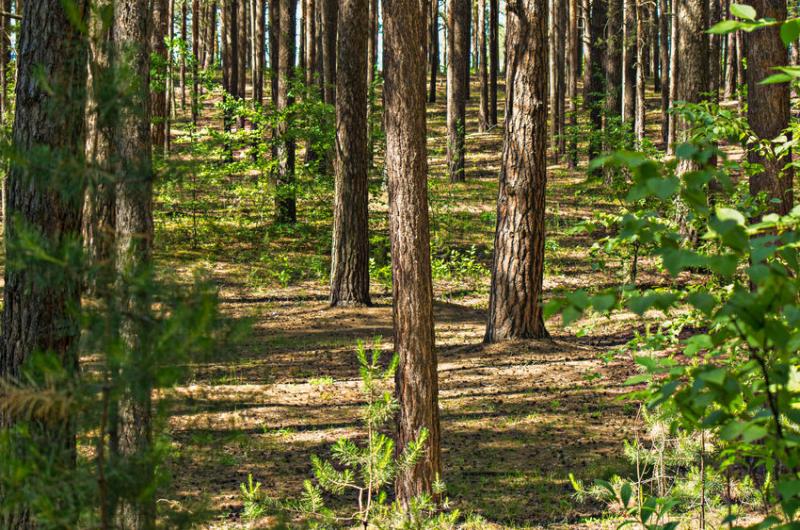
[486,0,549,342]
[447,0,469,182]
[605,0,622,118]
[587,0,606,161]
[150,0,169,153]
[84,0,115,292]
[747,0,793,215]
[330,0,370,306]
[276,0,297,223]
[489,0,499,125]
[383,0,442,505]
[622,0,635,127]
[321,0,337,104]
[478,0,489,131]
[1,3,87,526]
[429,0,440,103]
[659,0,669,145]
[113,0,156,527]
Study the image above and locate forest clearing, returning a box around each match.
[1,0,799,529]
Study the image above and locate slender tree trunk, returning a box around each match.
[383,0,442,505]
[651,4,660,91]
[478,0,489,130]
[587,0,606,161]
[736,29,745,100]
[485,0,549,342]
[667,0,678,153]
[1,3,88,525]
[489,0,499,125]
[181,2,187,109]
[747,0,793,215]
[330,0,370,306]
[254,0,265,104]
[724,0,737,100]
[447,0,469,182]
[708,0,721,101]
[582,0,592,105]
[368,0,379,89]
[606,0,622,118]
[305,0,317,87]
[150,0,169,153]
[321,0,337,104]
[276,0,297,223]
[635,0,646,143]
[0,0,7,123]
[113,0,156,527]
[429,0,440,103]
[465,0,472,100]
[622,0,635,127]
[237,0,248,103]
[567,0,578,167]
[659,0,669,145]
[192,0,201,125]
[549,0,566,158]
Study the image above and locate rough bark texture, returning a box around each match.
[567,0,578,167]
[305,0,317,88]
[549,0,565,158]
[747,0,793,215]
[429,0,440,103]
[667,0,678,153]
[587,0,606,161]
[383,0,442,504]
[321,0,338,104]
[0,2,87,528]
[724,3,737,100]
[330,0,371,306]
[708,0,721,100]
[275,0,297,223]
[84,0,116,292]
[634,0,646,142]
[447,0,469,181]
[478,0,489,131]
[114,0,156,527]
[485,0,549,342]
[150,0,169,152]
[622,0,636,125]
[605,0,622,117]
[368,0,378,89]
[659,0,669,144]
[254,0,266,104]
[489,0,499,125]
[181,2,187,108]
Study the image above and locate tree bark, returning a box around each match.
[485,0,549,342]
[237,0,248,101]
[622,0,635,127]
[667,0,678,153]
[605,0,622,117]
[659,0,669,145]
[192,0,200,125]
[447,0,469,181]
[305,0,317,88]
[1,1,87,524]
[368,0,378,90]
[429,0,440,103]
[567,0,578,167]
[478,0,489,131]
[723,0,737,100]
[708,0,721,101]
[255,0,266,104]
[489,0,499,125]
[587,0,606,161]
[275,0,297,223]
[330,0,371,306]
[634,0,646,143]
[150,0,169,153]
[180,2,187,109]
[383,0,442,505]
[747,0,793,215]
[113,0,156,527]
[321,0,337,104]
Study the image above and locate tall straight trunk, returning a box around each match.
[724,3,737,99]
[447,0,469,182]
[150,0,169,153]
[254,0,265,104]
[567,0,578,167]
[478,0,489,130]
[305,0,317,87]
[667,0,678,153]
[582,0,592,105]
[84,0,115,290]
[549,0,566,158]
[606,0,623,118]
[465,0,471,100]
[622,0,635,126]
[368,0,379,89]
[747,0,793,215]
[192,0,201,125]
[222,0,238,161]
[708,0,721,101]
[634,0,646,143]
[181,2,188,109]
[485,0,549,342]
[587,0,607,161]
[205,2,218,69]
[1,3,88,526]
[429,0,440,103]
[237,0,248,100]
[276,0,297,223]
[735,29,745,99]
[383,0,442,505]
[0,0,7,123]
[331,0,370,307]
[659,0,669,145]
[113,0,155,527]
[488,0,499,125]
[270,0,279,99]
[651,4,660,91]
[165,0,175,153]
[321,0,337,104]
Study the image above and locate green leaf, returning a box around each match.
[698,367,727,386]
[781,19,800,45]
[716,207,746,226]
[688,293,716,316]
[620,482,632,508]
[730,3,757,20]
[708,19,743,34]
[760,73,794,85]
[742,423,768,443]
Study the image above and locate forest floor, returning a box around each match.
[155,79,705,529]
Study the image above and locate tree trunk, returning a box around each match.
[321,0,337,104]
[113,0,156,527]
[723,0,737,100]
[368,0,378,89]
[708,0,721,101]
[634,0,646,143]
[667,0,678,153]
[736,29,745,100]
[606,0,622,118]
[447,0,469,182]
[659,0,669,145]
[276,0,297,223]
[255,0,265,104]
[567,0,578,167]
[1,3,88,526]
[549,0,566,158]
[330,0,370,306]
[486,0,549,342]
[429,0,440,103]
[383,0,442,505]
[622,0,635,127]
[650,3,659,91]
[150,0,169,153]
[465,0,472,100]
[222,0,239,161]
[581,0,592,105]
[238,0,248,101]
[587,0,606,161]
[747,0,793,215]
[181,2,187,109]
[489,0,499,125]
[305,0,317,87]
[193,0,201,125]
[478,0,489,130]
